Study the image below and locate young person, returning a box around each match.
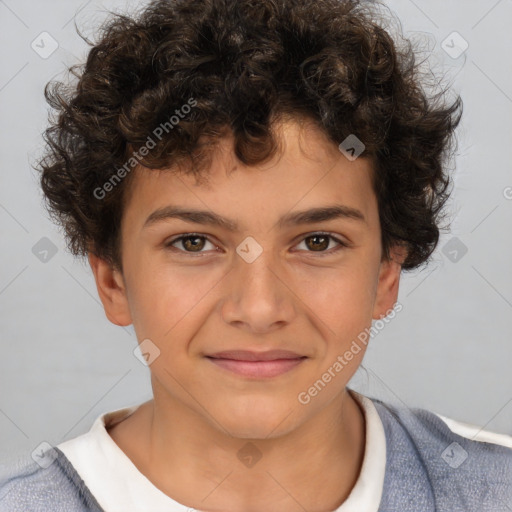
[1,0,511,510]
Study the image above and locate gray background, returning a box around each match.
[1,0,511,462]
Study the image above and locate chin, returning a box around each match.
[210,401,301,440]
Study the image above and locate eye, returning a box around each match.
[294,232,349,256]
[165,232,348,257]
[165,234,217,255]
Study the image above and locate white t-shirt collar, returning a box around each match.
[57,390,386,512]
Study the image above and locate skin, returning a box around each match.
[89,117,406,512]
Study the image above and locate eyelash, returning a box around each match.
[164,232,349,257]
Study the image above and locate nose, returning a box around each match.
[220,246,297,334]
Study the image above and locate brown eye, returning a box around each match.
[165,234,215,254]
[181,235,206,252]
[304,234,330,251]
[295,233,348,256]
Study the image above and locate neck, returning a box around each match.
[109,387,365,512]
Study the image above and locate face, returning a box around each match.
[90,118,403,439]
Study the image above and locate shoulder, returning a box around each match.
[433,412,512,449]
[0,446,103,512]
[369,397,512,511]
[372,396,512,455]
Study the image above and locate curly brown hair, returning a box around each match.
[37,0,462,273]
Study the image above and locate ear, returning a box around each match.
[88,252,132,326]
[372,244,407,320]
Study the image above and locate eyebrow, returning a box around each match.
[142,204,367,232]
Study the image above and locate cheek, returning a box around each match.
[126,260,224,349]
[125,247,380,362]
[297,263,378,342]
[296,268,376,397]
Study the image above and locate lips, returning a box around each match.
[205,350,307,378]
[206,349,305,362]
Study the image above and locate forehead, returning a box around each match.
[121,119,378,232]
